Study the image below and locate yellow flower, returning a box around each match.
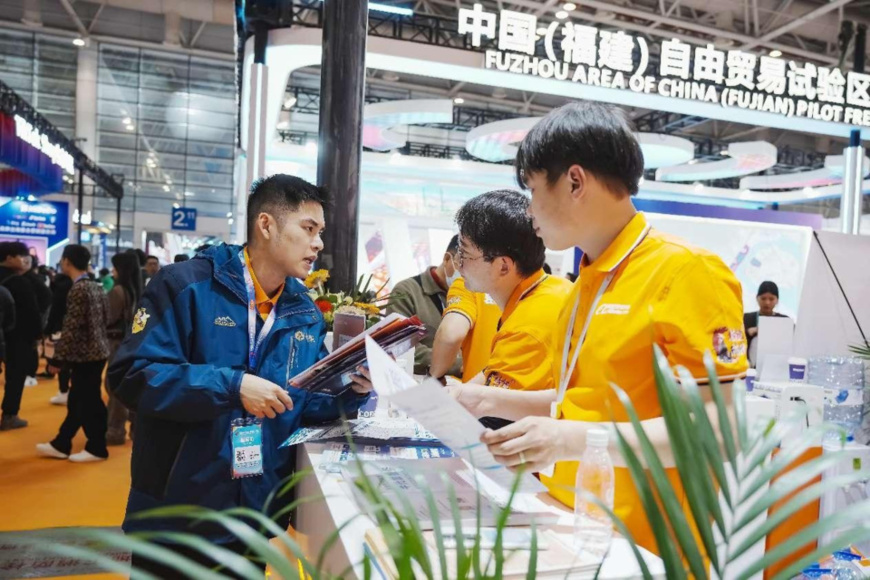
[354,302,381,317]
[304,269,330,289]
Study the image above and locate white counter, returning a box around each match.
[294,442,665,579]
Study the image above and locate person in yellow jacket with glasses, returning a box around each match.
[448,102,748,555]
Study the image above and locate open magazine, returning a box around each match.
[287,313,426,398]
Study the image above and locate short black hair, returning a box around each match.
[515,102,644,196]
[446,235,459,255]
[145,255,159,264]
[757,281,779,297]
[62,244,91,271]
[173,254,190,263]
[0,241,30,261]
[99,268,109,277]
[247,174,331,240]
[455,190,545,278]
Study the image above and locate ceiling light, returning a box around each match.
[163,185,170,192]
[390,151,403,163]
[315,0,412,16]
[694,183,704,191]
[305,141,318,154]
[172,203,180,209]
[720,149,731,156]
[595,10,616,21]
[563,2,577,10]
[228,218,234,225]
[122,117,132,125]
[555,10,569,19]
[687,159,698,165]
[283,96,297,109]
[184,191,195,197]
[492,88,507,99]
[382,71,400,82]
[802,186,814,194]
[72,37,86,47]
[769,49,782,58]
[453,97,465,104]
[226,212,233,218]
[125,124,135,131]
[536,27,549,36]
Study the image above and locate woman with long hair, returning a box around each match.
[105,252,142,445]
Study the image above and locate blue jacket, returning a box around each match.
[108,243,366,541]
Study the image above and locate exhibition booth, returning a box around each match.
[234,12,870,579]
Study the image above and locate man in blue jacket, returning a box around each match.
[109,174,372,577]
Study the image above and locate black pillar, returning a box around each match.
[856,24,867,74]
[76,170,84,244]
[115,196,122,253]
[317,0,368,292]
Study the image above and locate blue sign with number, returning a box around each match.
[171,207,197,231]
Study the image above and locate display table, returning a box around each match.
[294,442,665,579]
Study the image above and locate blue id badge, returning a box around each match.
[231,418,263,479]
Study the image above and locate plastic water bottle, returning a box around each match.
[574,428,615,559]
[808,357,865,441]
[831,550,862,580]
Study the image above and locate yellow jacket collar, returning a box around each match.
[582,212,651,273]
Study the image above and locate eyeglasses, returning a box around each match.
[452,247,486,269]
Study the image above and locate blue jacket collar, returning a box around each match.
[198,243,317,320]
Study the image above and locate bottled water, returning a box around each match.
[808,357,865,440]
[831,550,862,580]
[831,550,864,580]
[574,428,615,559]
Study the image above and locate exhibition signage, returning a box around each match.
[13,115,75,175]
[171,207,197,231]
[0,199,70,248]
[458,4,870,127]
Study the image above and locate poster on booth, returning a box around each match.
[0,199,69,264]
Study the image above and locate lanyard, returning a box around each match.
[239,250,277,371]
[552,227,650,419]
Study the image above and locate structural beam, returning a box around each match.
[317,0,368,292]
[741,0,855,50]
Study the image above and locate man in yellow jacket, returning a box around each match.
[452,102,748,554]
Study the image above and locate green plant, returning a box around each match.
[42,450,548,579]
[46,347,870,579]
[848,341,870,360]
[605,345,870,580]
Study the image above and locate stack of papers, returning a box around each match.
[364,526,600,580]
[343,458,561,530]
[288,314,426,397]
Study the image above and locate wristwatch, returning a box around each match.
[425,367,448,386]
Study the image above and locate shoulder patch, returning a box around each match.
[132,308,150,334]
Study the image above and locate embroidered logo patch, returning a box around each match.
[595,303,631,315]
[132,308,150,334]
[713,327,746,364]
[447,296,461,307]
[214,316,236,327]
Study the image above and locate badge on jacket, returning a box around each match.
[132,308,150,334]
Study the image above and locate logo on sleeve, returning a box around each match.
[214,316,236,327]
[447,296,461,307]
[132,308,150,334]
[713,327,747,364]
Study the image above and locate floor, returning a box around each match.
[0,370,129,580]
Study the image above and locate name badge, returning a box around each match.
[231,418,263,479]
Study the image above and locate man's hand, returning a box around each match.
[445,383,491,418]
[481,416,569,473]
[349,366,375,395]
[747,327,758,338]
[240,374,294,419]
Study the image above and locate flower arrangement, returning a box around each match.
[304,269,390,330]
